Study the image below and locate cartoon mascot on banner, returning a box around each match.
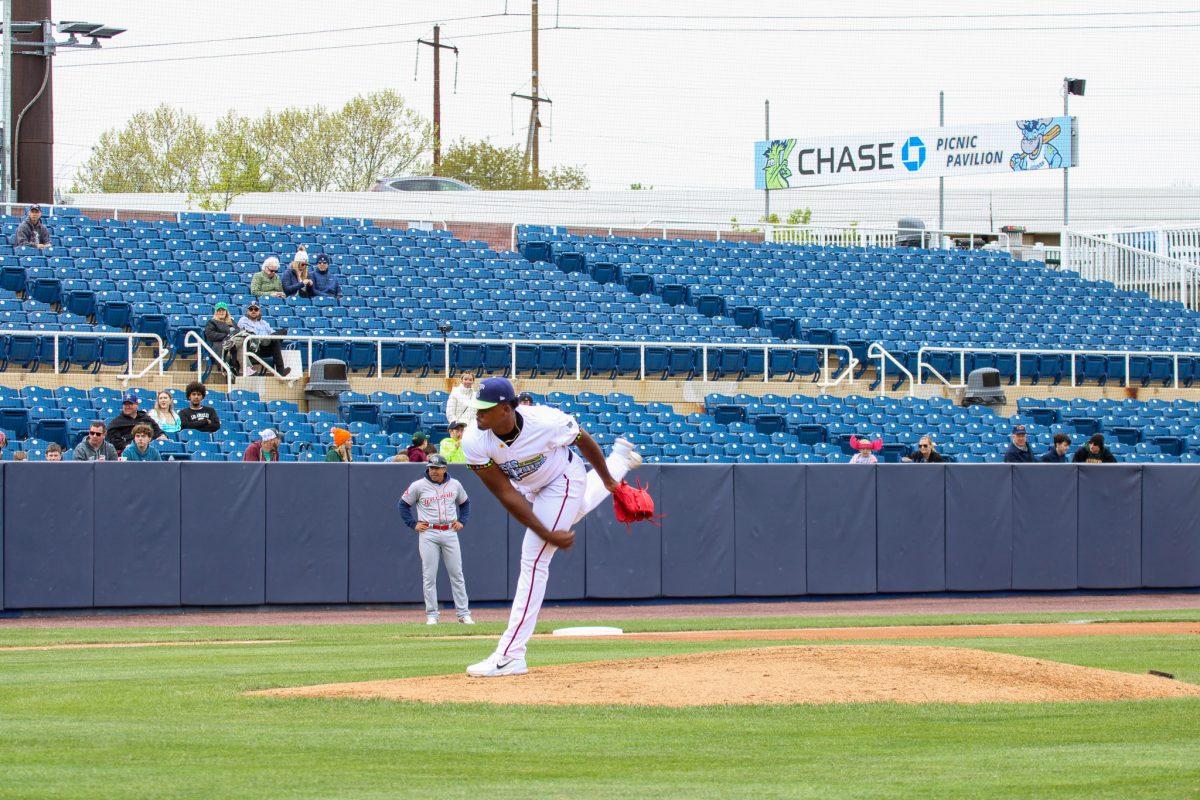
[1010,118,1063,172]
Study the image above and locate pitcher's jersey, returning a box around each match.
[461,405,580,494]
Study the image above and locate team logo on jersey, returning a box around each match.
[497,454,546,481]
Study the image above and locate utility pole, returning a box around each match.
[512,0,551,185]
[763,99,770,223]
[417,25,457,175]
[530,0,540,182]
[937,90,944,231]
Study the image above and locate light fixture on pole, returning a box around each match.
[1062,77,1085,226]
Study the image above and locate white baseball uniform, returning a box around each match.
[462,404,635,661]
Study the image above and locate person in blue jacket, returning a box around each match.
[1039,433,1072,463]
[121,425,162,461]
[311,253,340,297]
[1003,425,1035,463]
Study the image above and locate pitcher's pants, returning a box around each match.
[495,449,635,660]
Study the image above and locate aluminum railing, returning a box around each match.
[181,331,235,394]
[7,203,449,232]
[1062,229,1200,308]
[237,333,858,386]
[916,345,1200,390]
[0,329,167,383]
[867,343,916,397]
[512,219,1009,252]
[1090,224,1200,267]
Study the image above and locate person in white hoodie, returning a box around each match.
[445,372,478,427]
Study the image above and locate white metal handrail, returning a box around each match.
[6,203,450,232]
[512,219,1009,251]
[1088,224,1200,266]
[867,343,915,397]
[181,330,235,394]
[917,345,1200,390]
[240,332,858,386]
[1062,229,1200,308]
[0,328,166,383]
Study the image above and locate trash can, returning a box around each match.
[305,359,351,414]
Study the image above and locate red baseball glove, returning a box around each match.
[611,479,659,531]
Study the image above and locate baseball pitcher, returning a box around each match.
[461,377,641,677]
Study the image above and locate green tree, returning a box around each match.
[438,138,589,190]
[72,91,435,203]
[73,105,208,193]
[333,90,431,191]
[190,112,273,211]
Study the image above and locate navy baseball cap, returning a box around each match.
[122,394,139,404]
[314,253,330,265]
[1012,425,1027,434]
[426,454,448,468]
[468,377,516,409]
[29,204,41,213]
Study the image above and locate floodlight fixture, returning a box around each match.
[3,21,43,35]
[86,27,126,39]
[57,21,104,35]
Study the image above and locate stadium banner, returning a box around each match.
[755,116,1077,189]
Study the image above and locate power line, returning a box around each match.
[555,22,1200,34]
[555,9,1200,21]
[97,12,513,51]
[57,27,531,69]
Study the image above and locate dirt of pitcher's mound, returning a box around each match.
[251,645,1200,707]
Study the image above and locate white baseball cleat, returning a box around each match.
[459,614,476,625]
[467,653,528,677]
[613,437,643,470]
[426,615,438,625]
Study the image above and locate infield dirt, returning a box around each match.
[252,644,1200,707]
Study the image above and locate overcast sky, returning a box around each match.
[49,0,1200,202]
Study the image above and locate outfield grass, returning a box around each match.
[1,616,1198,799]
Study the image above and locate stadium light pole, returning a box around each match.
[1062,77,1086,226]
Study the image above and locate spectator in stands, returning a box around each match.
[237,302,292,377]
[204,303,236,360]
[0,430,6,454]
[1003,425,1035,463]
[1040,433,1073,463]
[45,443,63,462]
[281,246,317,299]
[1073,433,1118,463]
[518,392,534,407]
[390,452,410,463]
[848,435,881,464]
[74,422,118,462]
[149,391,182,435]
[902,435,944,463]
[179,381,221,433]
[107,395,165,454]
[250,256,286,298]
[439,421,468,463]
[311,253,340,297]
[326,427,353,462]
[121,425,162,462]
[13,451,27,461]
[244,428,281,462]
[13,204,51,250]
[407,431,430,463]
[445,373,478,427]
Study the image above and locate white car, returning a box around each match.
[371,176,478,192]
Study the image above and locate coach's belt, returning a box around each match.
[429,523,453,530]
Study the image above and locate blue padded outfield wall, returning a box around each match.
[3,463,1200,611]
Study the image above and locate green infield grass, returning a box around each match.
[1,612,1198,799]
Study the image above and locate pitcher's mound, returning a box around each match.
[251,645,1200,707]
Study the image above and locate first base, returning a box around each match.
[552,626,624,637]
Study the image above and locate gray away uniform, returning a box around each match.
[399,474,471,619]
